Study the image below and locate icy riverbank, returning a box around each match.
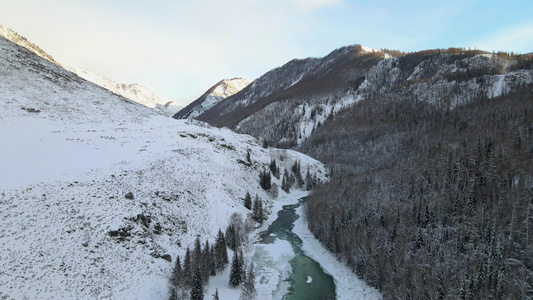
[293,205,382,300]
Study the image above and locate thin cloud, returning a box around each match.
[291,0,343,12]
[472,22,533,54]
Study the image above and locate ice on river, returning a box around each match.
[254,238,294,299]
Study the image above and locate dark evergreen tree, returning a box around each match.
[209,247,216,276]
[252,196,264,224]
[282,170,290,192]
[243,191,252,210]
[201,239,210,283]
[229,250,242,287]
[190,266,204,300]
[213,288,220,300]
[305,167,314,191]
[183,247,192,288]
[225,224,237,250]
[269,158,280,178]
[194,236,202,260]
[215,228,228,273]
[238,249,245,283]
[269,158,277,174]
[170,255,182,287]
[259,170,271,190]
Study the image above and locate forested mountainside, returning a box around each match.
[191,45,533,298]
[195,46,533,149]
[301,86,533,299]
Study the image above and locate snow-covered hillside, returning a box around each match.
[0,25,182,117]
[174,78,251,119]
[0,36,326,299]
[64,65,183,117]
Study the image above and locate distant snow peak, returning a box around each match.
[64,65,183,117]
[210,78,253,98]
[0,24,181,117]
[174,78,252,119]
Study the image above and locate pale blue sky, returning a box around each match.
[1,0,532,105]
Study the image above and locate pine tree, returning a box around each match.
[243,192,252,210]
[190,266,204,300]
[225,225,237,250]
[259,170,271,190]
[229,250,242,287]
[269,158,277,174]
[240,262,256,300]
[194,236,202,261]
[183,247,192,288]
[170,255,182,287]
[238,249,245,282]
[305,167,313,191]
[215,229,228,273]
[213,288,220,300]
[252,197,264,224]
[209,247,216,276]
[201,239,210,283]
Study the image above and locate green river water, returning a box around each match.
[259,198,336,300]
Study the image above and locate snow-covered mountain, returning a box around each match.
[174,78,251,119]
[0,25,58,64]
[194,45,533,148]
[0,25,182,117]
[64,65,183,117]
[0,35,326,299]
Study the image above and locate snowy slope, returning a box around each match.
[0,25,58,64]
[174,78,252,119]
[0,25,182,117]
[64,65,183,117]
[0,36,327,299]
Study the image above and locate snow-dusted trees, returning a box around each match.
[252,196,264,224]
[240,262,256,300]
[269,158,280,179]
[169,236,220,299]
[259,169,271,190]
[190,266,204,300]
[215,228,228,273]
[243,192,252,210]
[229,249,243,287]
[302,87,533,299]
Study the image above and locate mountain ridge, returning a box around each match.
[173,78,251,119]
[190,44,532,147]
[0,24,182,117]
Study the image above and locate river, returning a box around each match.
[254,198,336,300]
